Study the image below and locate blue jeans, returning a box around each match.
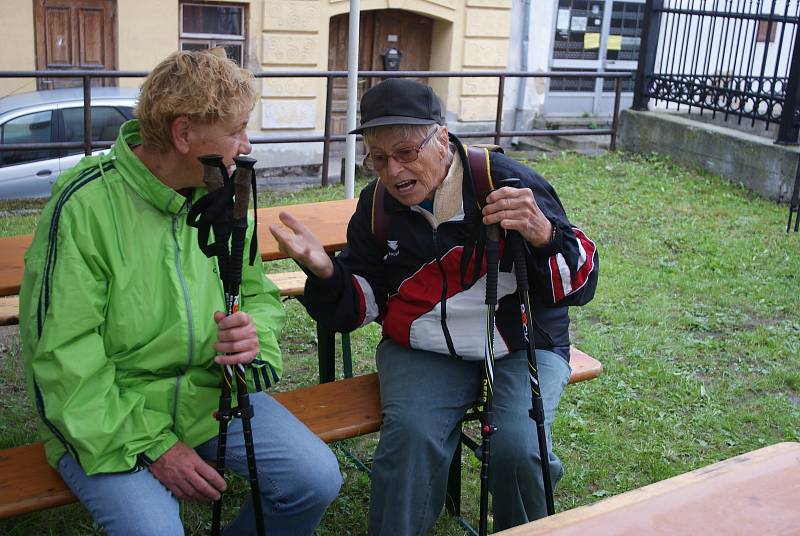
[58,392,342,536]
[368,339,571,536]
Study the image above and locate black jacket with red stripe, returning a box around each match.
[302,137,599,362]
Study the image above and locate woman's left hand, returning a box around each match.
[482,186,553,247]
[213,311,260,365]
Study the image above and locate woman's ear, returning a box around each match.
[170,116,191,154]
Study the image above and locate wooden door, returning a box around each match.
[370,10,432,81]
[34,0,117,90]
[328,10,433,135]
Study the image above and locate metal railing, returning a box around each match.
[633,0,800,144]
[1,69,633,186]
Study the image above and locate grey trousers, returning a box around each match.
[368,339,572,535]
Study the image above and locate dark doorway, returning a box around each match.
[328,10,433,134]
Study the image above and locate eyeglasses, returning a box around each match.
[363,127,438,171]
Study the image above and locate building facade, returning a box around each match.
[1,0,644,168]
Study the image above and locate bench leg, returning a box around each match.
[342,332,353,379]
[446,424,482,536]
[317,324,336,384]
[316,327,352,383]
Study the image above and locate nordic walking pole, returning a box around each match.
[194,155,238,536]
[226,155,265,536]
[495,177,555,516]
[193,155,235,535]
[190,155,264,536]
[479,217,501,536]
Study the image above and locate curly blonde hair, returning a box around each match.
[136,48,257,152]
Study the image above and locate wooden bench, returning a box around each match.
[0,348,601,520]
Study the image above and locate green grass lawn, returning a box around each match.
[0,151,798,535]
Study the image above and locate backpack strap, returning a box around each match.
[460,144,504,288]
[466,145,498,210]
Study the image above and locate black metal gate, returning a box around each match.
[633,0,800,144]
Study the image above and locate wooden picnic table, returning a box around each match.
[495,441,800,536]
[0,197,359,382]
[0,198,358,298]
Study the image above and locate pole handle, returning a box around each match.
[199,154,227,192]
[494,177,530,291]
[232,156,256,219]
[485,224,500,306]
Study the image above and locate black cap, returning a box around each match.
[349,78,445,134]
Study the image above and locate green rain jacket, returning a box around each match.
[19,120,285,474]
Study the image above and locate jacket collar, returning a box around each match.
[111,120,192,215]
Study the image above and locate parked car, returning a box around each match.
[0,87,138,199]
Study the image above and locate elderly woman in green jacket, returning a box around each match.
[19,49,341,535]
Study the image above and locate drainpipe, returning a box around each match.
[344,0,361,199]
[512,0,532,145]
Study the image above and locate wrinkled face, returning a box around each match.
[367,125,449,206]
[187,109,251,185]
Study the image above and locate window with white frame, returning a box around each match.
[179,2,246,66]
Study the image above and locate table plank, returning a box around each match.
[496,441,800,536]
[257,198,357,261]
[0,198,358,297]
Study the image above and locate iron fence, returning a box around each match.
[789,153,800,230]
[633,0,800,144]
[0,69,632,186]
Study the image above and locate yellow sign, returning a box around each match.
[607,35,622,51]
[584,32,600,50]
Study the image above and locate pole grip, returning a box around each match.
[494,177,529,291]
[229,157,257,300]
[228,227,246,298]
[199,154,226,192]
[232,156,256,219]
[510,232,529,292]
[485,224,500,306]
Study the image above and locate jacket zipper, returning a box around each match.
[170,212,195,431]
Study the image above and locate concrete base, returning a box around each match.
[248,141,324,171]
[618,109,799,203]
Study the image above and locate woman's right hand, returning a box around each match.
[269,211,334,279]
[149,442,226,502]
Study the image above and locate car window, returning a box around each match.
[0,110,57,167]
[62,106,129,154]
